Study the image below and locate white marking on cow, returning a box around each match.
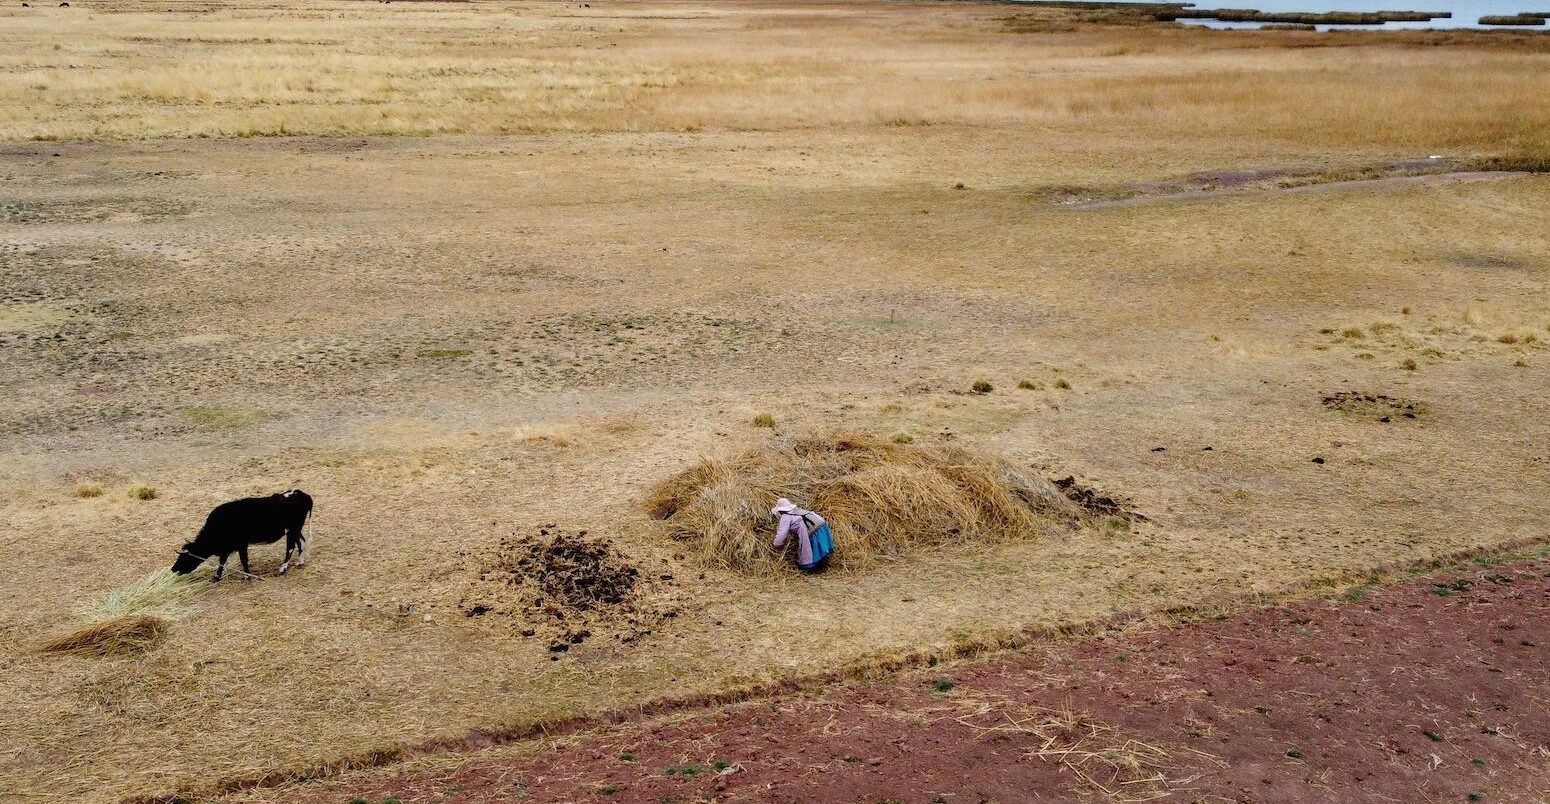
[278,561,290,574]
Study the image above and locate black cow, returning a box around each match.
[171,489,313,580]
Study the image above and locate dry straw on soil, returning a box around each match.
[646,433,1080,575]
[38,613,170,657]
[957,700,1220,802]
[37,569,203,658]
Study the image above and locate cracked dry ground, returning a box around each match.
[256,559,1550,804]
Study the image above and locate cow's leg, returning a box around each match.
[213,553,227,582]
[238,545,251,579]
[294,530,307,566]
[280,534,294,575]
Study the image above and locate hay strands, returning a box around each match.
[38,613,170,658]
[955,701,1222,802]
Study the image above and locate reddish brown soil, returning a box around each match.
[272,561,1550,804]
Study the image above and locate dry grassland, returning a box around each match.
[1,1,1549,802]
[2,0,1550,154]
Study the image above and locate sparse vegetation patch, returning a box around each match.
[180,405,270,430]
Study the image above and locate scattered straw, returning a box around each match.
[39,614,170,658]
[645,432,1079,574]
[956,699,1221,802]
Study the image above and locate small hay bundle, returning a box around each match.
[646,433,1080,574]
[38,569,201,659]
[39,614,169,658]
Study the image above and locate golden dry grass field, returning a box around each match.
[1,1,1549,801]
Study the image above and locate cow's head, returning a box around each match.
[281,488,313,513]
[170,542,206,575]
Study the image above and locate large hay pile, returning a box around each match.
[646,433,1081,574]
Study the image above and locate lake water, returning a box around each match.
[1015,0,1550,29]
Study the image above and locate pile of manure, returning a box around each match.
[1321,391,1425,422]
[1052,476,1148,522]
[39,614,169,658]
[459,527,680,654]
[645,433,1082,575]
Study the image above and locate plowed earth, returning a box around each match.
[263,559,1550,804]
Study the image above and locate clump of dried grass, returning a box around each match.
[513,423,574,447]
[645,432,1079,574]
[39,614,170,658]
[85,568,202,622]
[38,569,205,658]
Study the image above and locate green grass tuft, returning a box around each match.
[416,348,472,359]
[181,405,270,430]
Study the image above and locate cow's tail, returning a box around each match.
[298,495,313,547]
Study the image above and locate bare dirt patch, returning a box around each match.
[457,528,680,655]
[264,557,1550,804]
[1040,159,1511,209]
[0,299,73,333]
[1,197,191,224]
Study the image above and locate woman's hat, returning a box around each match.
[771,497,797,516]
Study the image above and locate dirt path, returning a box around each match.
[248,560,1550,804]
[1064,168,1515,211]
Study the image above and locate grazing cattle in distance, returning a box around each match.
[171,490,313,581]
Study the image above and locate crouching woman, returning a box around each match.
[771,498,835,573]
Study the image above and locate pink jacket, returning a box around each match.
[773,508,826,567]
